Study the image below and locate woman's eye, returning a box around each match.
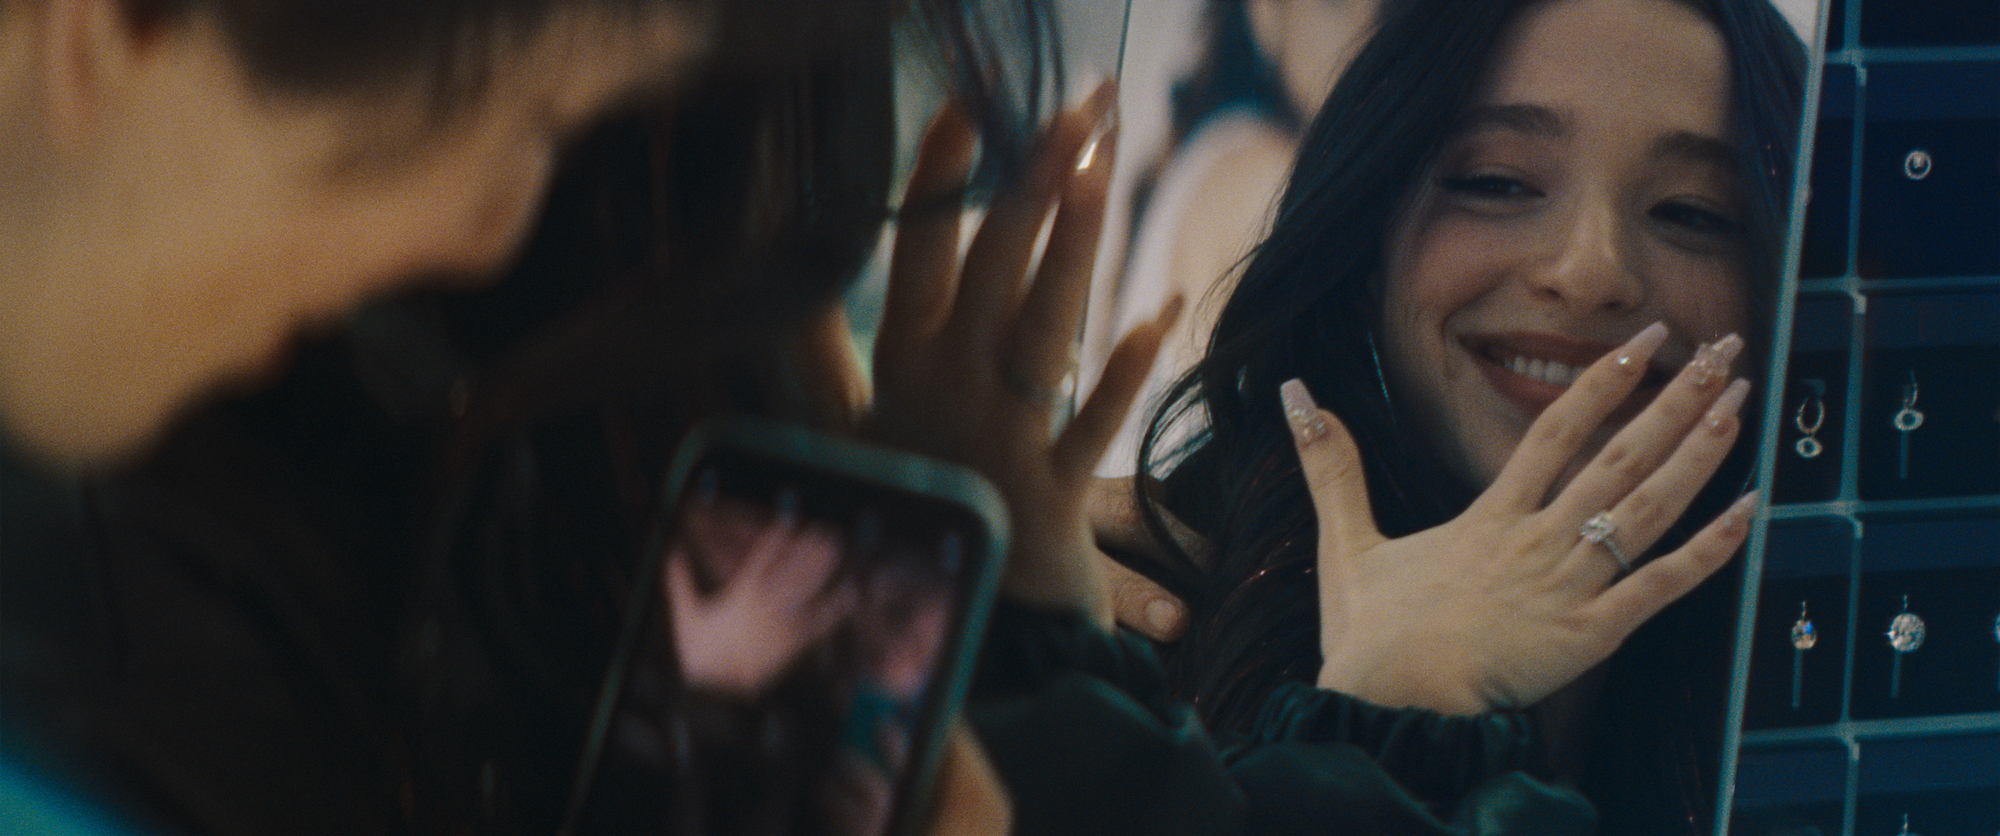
[1440,175,1538,199]
[1652,201,1742,236]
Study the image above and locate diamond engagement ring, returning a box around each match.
[1579,512,1632,575]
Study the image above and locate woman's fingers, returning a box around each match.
[1002,124,1116,394]
[1547,334,1746,525]
[1480,322,1669,514]
[759,523,844,600]
[1279,379,1383,556]
[1561,378,1750,583]
[1087,475,1198,641]
[878,105,977,365]
[1055,295,1178,477]
[945,86,1114,350]
[1086,475,1209,567]
[1586,490,1760,636]
[795,579,861,647]
[1105,556,1188,641]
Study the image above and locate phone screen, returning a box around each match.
[566,422,1003,836]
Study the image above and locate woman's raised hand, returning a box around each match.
[665,515,858,695]
[867,88,1179,623]
[1285,323,1760,715]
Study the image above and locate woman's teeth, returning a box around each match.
[1504,355,1581,387]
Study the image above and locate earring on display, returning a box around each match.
[1795,391,1825,459]
[1887,594,1925,699]
[1790,601,1817,709]
[1894,370,1924,480]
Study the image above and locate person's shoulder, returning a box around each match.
[1166,118,1297,297]
[1178,112,1296,203]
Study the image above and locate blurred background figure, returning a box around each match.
[1085,0,1384,475]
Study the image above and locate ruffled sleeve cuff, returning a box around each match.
[1243,681,1551,803]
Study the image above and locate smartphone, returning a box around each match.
[561,416,1008,836]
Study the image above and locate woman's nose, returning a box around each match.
[1523,195,1646,313]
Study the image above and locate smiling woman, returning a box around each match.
[1380,0,1753,493]
[1121,0,1808,831]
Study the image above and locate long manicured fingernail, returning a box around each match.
[1081,78,1118,123]
[1721,490,1762,536]
[1688,333,1744,387]
[1706,378,1752,434]
[1076,82,1119,173]
[1279,378,1326,443]
[1077,123,1116,174]
[1614,322,1670,369]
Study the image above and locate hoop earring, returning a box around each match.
[1795,392,1825,459]
[1363,328,1397,416]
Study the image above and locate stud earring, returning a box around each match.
[1790,601,1816,709]
[1894,371,1924,480]
[1795,390,1826,460]
[1887,595,1925,699]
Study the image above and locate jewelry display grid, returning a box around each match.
[1717,2,2000,833]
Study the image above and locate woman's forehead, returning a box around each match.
[1478,0,1732,138]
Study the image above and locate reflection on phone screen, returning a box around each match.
[575,448,982,836]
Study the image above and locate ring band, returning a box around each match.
[1579,512,1633,575]
[1001,364,1064,408]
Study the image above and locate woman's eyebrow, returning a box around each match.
[1652,131,1738,170]
[1455,104,1567,138]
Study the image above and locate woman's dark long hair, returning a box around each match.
[391,2,1065,833]
[1129,0,1806,831]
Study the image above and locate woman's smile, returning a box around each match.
[1378,0,1751,489]
[1461,329,1676,418]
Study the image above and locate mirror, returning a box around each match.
[1082,2,1831,833]
[1086,0,1824,474]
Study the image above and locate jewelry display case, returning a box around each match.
[1721,0,2000,833]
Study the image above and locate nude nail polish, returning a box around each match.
[1706,378,1752,434]
[1615,322,1670,369]
[1722,490,1762,536]
[1279,378,1326,443]
[1688,334,1744,387]
[1145,598,1178,634]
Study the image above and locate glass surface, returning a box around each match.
[1731,742,1849,836]
[1773,295,1855,504]
[1855,63,2000,280]
[1095,2,1835,833]
[1857,293,2000,500]
[1848,516,2000,720]
[1746,522,1854,729]
[1855,734,2000,836]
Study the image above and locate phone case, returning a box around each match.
[562,415,1009,836]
